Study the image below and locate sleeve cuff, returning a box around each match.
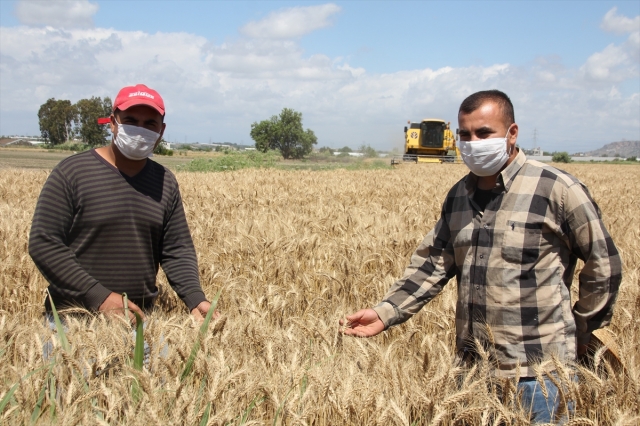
[182,291,208,311]
[84,283,114,311]
[372,301,396,329]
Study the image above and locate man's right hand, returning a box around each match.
[98,292,145,323]
[340,308,385,337]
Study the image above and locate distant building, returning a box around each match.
[333,152,364,157]
[1,138,44,147]
[175,143,233,150]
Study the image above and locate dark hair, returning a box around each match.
[459,90,515,127]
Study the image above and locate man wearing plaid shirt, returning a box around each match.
[341,90,622,423]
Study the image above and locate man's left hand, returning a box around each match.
[190,301,220,323]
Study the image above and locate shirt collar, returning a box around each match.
[464,149,527,194]
[500,149,526,192]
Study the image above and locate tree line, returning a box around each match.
[38,97,112,146]
[38,101,373,160]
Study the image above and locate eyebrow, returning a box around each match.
[121,115,159,125]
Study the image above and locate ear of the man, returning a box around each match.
[109,113,118,136]
[507,124,518,147]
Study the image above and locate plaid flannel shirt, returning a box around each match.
[373,150,622,377]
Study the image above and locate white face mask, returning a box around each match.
[113,121,160,161]
[458,127,512,177]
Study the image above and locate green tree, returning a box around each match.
[338,146,353,153]
[38,98,75,145]
[154,138,173,156]
[250,108,317,159]
[75,96,112,146]
[551,152,572,163]
[358,144,378,158]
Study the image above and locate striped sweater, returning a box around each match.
[29,149,206,312]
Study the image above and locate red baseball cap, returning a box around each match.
[113,84,165,116]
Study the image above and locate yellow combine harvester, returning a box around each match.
[392,119,461,164]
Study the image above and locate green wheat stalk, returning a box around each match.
[131,311,144,401]
[46,289,69,352]
[180,289,221,381]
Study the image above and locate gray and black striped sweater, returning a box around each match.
[29,149,206,312]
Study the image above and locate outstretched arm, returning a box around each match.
[341,211,457,336]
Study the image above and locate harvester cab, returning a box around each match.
[392,118,461,165]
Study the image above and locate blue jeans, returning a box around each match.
[43,314,166,366]
[518,376,573,424]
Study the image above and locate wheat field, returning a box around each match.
[0,162,638,425]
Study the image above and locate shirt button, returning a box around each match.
[479,254,484,259]
[475,285,479,290]
[483,224,488,229]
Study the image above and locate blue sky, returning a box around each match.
[1,0,638,152]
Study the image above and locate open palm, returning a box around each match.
[340,308,384,337]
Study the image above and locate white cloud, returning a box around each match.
[580,9,640,83]
[240,3,341,39]
[601,7,640,35]
[581,43,630,81]
[0,7,638,151]
[15,0,99,28]
[626,29,640,62]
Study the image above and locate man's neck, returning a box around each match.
[477,175,498,190]
[95,144,147,177]
[475,148,519,190]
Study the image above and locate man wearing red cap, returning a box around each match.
[29,84,214,323]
